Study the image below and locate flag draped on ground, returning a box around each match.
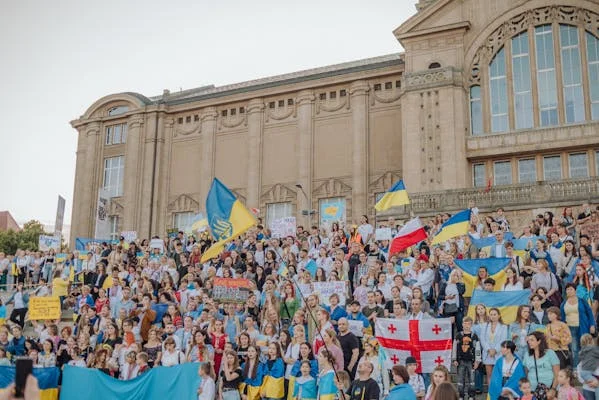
[374,180,410,211]
[0,366,59,400]
[375,318,452,373]
[201,178,256,262]
[467,289,530,324]
[454,258,511,297]
[431,209,471,245]
[389,217,427,254]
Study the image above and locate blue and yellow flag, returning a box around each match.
[60,363,200,400]
[431,209,471,245]
[0,366,59,400]
[454,258,511,297]
[375,180,410,211]
[317,370,337,400]
[467,289,530,324]
[201,178,256,262]
[260,359,285,399]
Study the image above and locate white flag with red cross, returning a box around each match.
[375,318,452,373]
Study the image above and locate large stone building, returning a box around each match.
[70,0,599,244]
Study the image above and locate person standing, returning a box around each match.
[337,318,360,377]
[340,360,380,400]
[6,282,29,327]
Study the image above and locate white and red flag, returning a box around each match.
[389,217,427,254]
[375,318,452,373]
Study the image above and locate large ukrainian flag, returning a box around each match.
[454,258,510,297]
[431,209,471,245]
[0,366,59,400]
[260,359,285,399]
[201,178,257,262]
[375,180,410,211]
[467,289,530,324]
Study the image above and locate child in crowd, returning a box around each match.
[67,346,87,367]
[292,360,317,400]
[136,352,150,375]
[578,334,599,400]
[519,378,535,400]
[557,368,582,400]
[453,316,481,400]
[406,356,425,398]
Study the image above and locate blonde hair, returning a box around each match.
[580,333,595,347]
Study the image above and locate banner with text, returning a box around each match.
[270,217,297,238]
[312,281,348,306]
[212,278,251,303]
[39,235,61,252]
[29,296,61,320]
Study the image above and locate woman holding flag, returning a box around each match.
[488,340,526,400]
[480,308,508,386]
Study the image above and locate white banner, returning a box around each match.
[375,227,392,241]
[348,319,366,337]
[121,231,137,243]
[94,188,111,239]
[312,281,347,306]
[270,217,296,239]
[39,235,61,252]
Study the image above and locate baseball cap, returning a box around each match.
[405,356,417,365]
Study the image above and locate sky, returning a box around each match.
[0,0,419,227]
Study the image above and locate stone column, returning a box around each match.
[123,116,144,230]
[138,110,162,238]
[350,81,370,223]
[296,90,315,226]
[246,99,264,208]
[200,107,218,204]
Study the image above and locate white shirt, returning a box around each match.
[198,377,215,400]
[358,224,374,243]
[161,349,184,367]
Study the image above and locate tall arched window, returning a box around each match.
[468,11,599,135]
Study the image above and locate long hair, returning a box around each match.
[242,345,260,379]
[527,331,548,358]
[488,307,504,324]
[515,305,530,324]
[224,349,240,369]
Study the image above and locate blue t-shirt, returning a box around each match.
[522,349,559,390]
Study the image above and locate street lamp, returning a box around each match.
[295,184,316,226]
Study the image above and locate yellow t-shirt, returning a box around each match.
[564,300,579,327]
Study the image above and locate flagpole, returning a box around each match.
[290,278,344,399]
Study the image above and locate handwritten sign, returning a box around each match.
[39,235,61,252]
[270,217,296,239]
[312,281,348,306]
[212,278,251,303]
[375,228,392,241]
[149,238,164,253]
[29,296,61,320]
[121,231,137,243]
[348,320,365,337]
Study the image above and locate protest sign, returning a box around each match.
[348,320,365,337]
[149,238,165,253]
[39,235,61,252]
[212,278,251,303]
[320,198,346,225]
[312,281,347,306]
[121,231,137,243]
[167,229,178,239]
[29,297,61,320]
[270,217,297,239]
[375,228,392,241]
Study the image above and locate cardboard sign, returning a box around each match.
[312,281,347,306]
[348,320,365,337]
[121,231,137,243]
[375,228,392,241]
[39,235,61,252]
[212,278,251,303]
[29,296,61,320]
[149,239,164,253]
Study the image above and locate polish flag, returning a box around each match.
[389,217,428,254]
[375,318,452,373]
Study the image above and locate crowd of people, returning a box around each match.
[0,202,598,400]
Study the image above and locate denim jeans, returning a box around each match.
[456,360,475,398]
[569,326,581,368]
[221,389,241,400]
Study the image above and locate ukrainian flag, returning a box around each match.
[201,178,257,262]
[375,180,410,212]
[0,366,59,400]
[454,258,510,297]
[317,370,337,400]
[431,209,471,245]
[467,289,530,324]
[240,362,264,400]
[260,358,285,399]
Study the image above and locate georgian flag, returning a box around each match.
[375,318,453,373]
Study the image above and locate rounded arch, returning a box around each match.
[465,1,599,85]
[82,92,153,120]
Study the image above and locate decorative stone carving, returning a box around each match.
[174,120,201,137]
[316,96,350,114]
[468,6,599,85]
[127,116,144,129]
[260,184,297,204]
[371,89,402,106]
[219,113,247,130]
[108,198,124,216]
[369,172,404,193]
[265,105,296,121]
[404,67,461,91]
[313,179,352,198]
[167,194,199,212]
[85,122,101,137]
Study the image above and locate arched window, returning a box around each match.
[428,62,441,69]
[468,14,599,135]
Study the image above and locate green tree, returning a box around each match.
[0,220,48,255]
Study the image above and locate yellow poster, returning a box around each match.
[28,297,61,320]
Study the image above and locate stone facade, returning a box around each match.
[69,0,599,244]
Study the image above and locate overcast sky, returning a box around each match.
[0,0,418,227]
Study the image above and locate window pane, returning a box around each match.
[105,127,112,145]
[543,155,562,180]
[535,25,559,126]
[518,159,537,183]
[587,32,599,120]
[512,32,534,129]
[489,48,509,132]
[266,202,293,229]
[560,25,585,123]
[473,164,486,187]
[174,212,194,231]
[493,161,512,185]
[109,216,119,241]
[470,86,483,135]
[113,124,122,144]
[569,153,588,178]
[103,156,124,197]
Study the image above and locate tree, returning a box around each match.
[0,220,48,255]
